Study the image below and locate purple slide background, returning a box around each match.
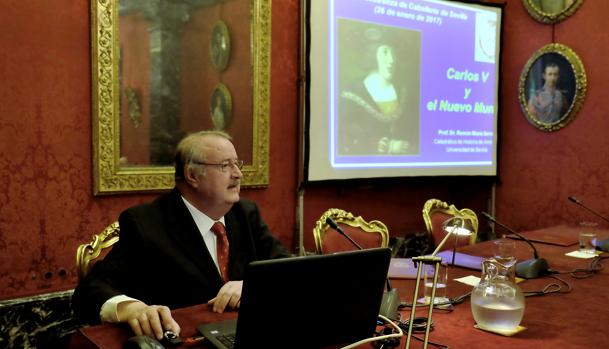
[330,0,498,167]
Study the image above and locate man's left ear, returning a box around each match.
[184,166,199,188]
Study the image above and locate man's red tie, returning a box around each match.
[211,222,229,283]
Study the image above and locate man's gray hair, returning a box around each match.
[174,130,232,182]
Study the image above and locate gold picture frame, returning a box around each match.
[522,0,584,24]
[518,43,586,132]
[91,0,271,195]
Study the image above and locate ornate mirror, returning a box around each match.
[522,0,584,24]
[518,43,586,132]
[92,0,270,195]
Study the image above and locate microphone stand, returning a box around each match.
[568,196,609,224]
[325,217,364,250]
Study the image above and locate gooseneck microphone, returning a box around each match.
[481,212,540,259]
[568,196,609,223]
[325,217,363,250]
[568,196,609,251]
[325,217,400,319]
[481,212,550,279]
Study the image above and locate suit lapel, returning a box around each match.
[224,208,242,279]
[163,189,223,283]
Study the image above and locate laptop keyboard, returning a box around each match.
[217,334,236,349]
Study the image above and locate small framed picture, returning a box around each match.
[522,0,584,24]
[518,43,586,132]
[210,83,233,131]
[210,20,231,71]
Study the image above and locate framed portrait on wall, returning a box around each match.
[522,0,584,24]
[518,43,586,132]
[211,83,233,131]
[91,0,270,194]
[210,20,231,71]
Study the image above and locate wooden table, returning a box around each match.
[71,226,609,348]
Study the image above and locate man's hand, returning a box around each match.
[207,281,243,313]
[117,301,181,340]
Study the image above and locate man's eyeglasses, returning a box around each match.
[192,159,244,173]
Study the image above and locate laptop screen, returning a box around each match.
[201,247,391,349]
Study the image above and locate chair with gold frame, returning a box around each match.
[313,208,389,254]
[422,199,478,252]
[76,221,120,279]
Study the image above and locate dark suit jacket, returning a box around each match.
[72,188,290,324]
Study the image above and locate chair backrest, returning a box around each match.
[422,199,478,251]
[76,221,120,279]
[313,208,389,254]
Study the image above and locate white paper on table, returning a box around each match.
[565,250,601,259]
[454,275,481,286]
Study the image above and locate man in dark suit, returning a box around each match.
[73,131,290,341]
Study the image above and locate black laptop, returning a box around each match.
[197,247,391,349]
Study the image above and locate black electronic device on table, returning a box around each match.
[198,248,391,349]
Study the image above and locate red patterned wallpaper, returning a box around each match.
[494,1,609,231]
[2,0,609,301]
[0,0,299,300]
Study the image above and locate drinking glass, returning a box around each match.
[579,221,598,254]
[418,263,449,305]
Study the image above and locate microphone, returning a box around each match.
[481,212,550,279]
[568,196,609,251]
[325,217,400,319]
[325,217,363,250]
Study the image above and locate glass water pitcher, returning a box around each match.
[470,257,525,330]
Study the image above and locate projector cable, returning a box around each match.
[522,275,572,297]
[548,254,607,279]
[570,254,606,279]
[339,314,402,349]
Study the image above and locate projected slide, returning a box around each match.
[307,0,502,181]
